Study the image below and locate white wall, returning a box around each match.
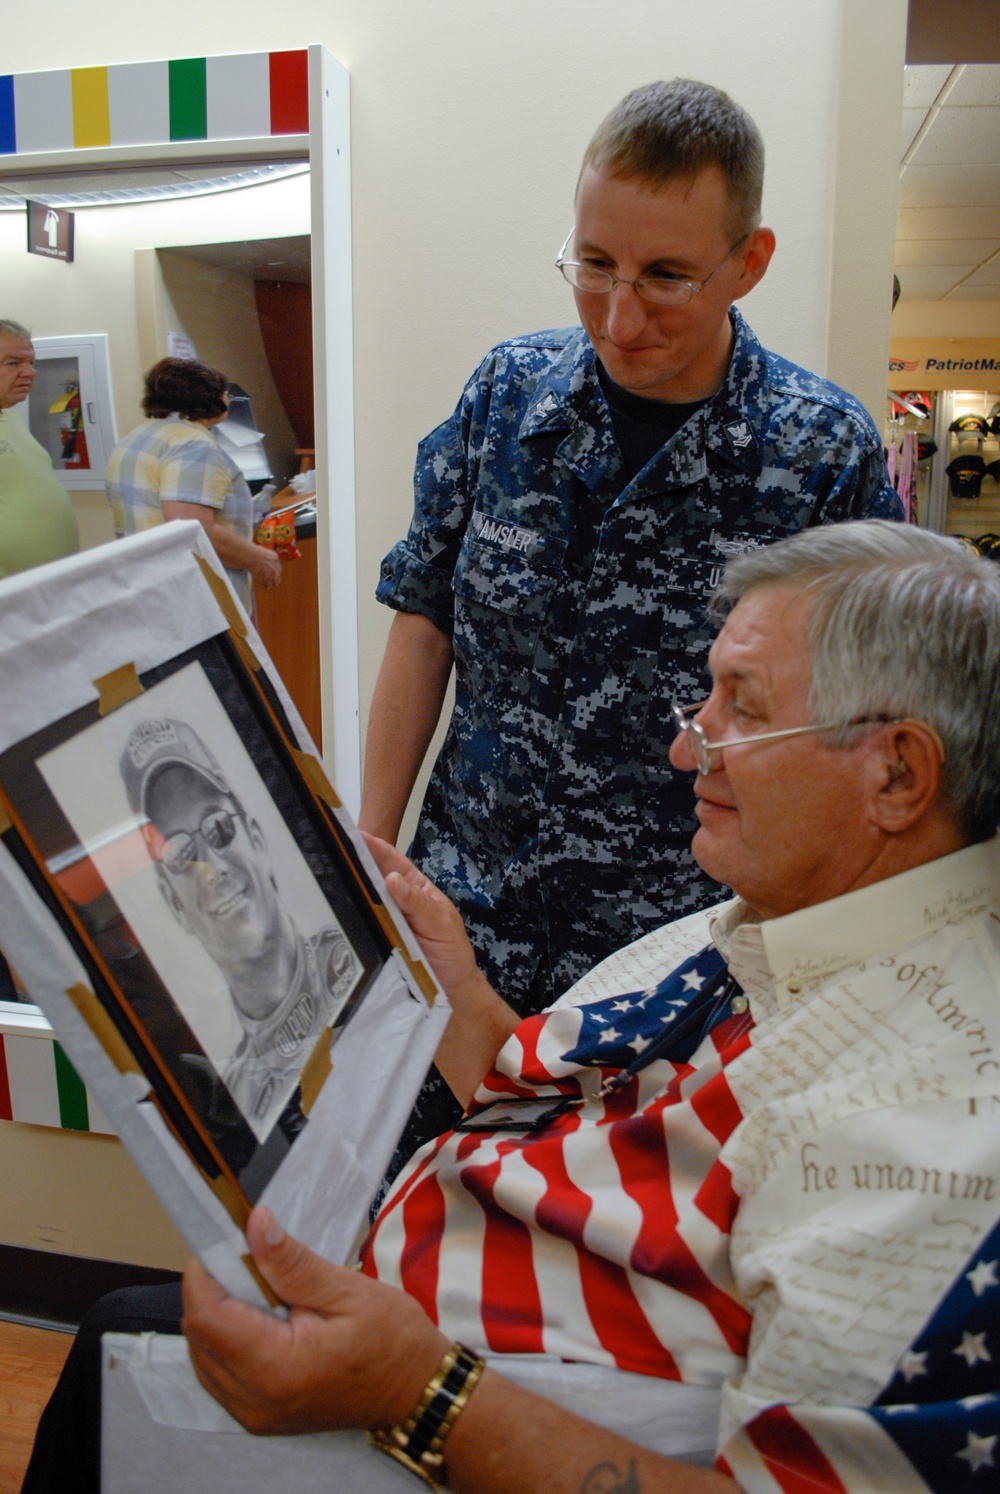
[4,0,908,762]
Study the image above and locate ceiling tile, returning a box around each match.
[898,206,1000,239]
[942,284,1000,300]
[897,265,976,290]
[905,106,1000,166]
[902,65,955,109]
[946,64,1000,107]
[964,262,1000,286]
[894,238,1000,265]
[897,163,1000,208]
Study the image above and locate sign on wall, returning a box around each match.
[889,339,1000,391]
[26,200,74,262]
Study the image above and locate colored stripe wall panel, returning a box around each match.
[107,61,170,148]
[86,1091,115,1136]
[206,52,270,141]
[0,1035,12,1121]
[53,1042,89,1132]
[269,50,309,135]
[169,57,208,141]
[4,1032,61,1128]
[12,69,74,153]
[0,75,15,155]
[71,67,111,149]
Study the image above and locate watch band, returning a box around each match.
[367,1341,486,1487]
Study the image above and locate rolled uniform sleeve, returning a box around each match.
[376,417,468,635]
[377,361,497,637]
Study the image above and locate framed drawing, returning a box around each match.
[0,524,447,1304]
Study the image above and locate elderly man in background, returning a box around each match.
[0,317,79,578]
[25,522,1000,1493]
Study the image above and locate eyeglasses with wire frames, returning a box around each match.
[669,701,946,778]
[554,229,750,307]
[143,806,245,876]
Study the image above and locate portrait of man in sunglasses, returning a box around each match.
[120,716,358,1131]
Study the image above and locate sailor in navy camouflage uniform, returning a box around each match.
[120,717,359,1133]
[361,80,902,1162]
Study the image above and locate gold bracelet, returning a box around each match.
[367,1341,486,1488]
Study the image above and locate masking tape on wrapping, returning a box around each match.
[294,750,342,809]
[193,552,261,672]
[93,661,144,716]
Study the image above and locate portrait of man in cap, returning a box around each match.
[118,711,360,1135]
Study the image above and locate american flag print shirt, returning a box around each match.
[364,837,1000,1491]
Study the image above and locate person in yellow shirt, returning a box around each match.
[0,318,79,578]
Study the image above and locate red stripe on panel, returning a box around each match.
[714,1018,754,1060]
[689,1068,745,1148]
[508,1013,557,1087]
[524,1123,679,1376]
[579,1249,681,1378]
[0,1035,12,1121]
[608,1106,751,1355]
[397,1167,448,1327]
[463,1149,544,1354]
[746,1406,850,1494]
[694,1157,741,1235]
[269,51,308,135]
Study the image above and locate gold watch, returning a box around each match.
[367,1341,486,1487]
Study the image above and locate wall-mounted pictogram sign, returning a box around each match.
[26,200,74,262]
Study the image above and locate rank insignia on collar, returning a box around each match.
[723,419,756,454]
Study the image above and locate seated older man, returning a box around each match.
[26,521,1000,1493]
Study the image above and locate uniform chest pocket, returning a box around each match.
[451,529,569,702]
[453,529,567,615]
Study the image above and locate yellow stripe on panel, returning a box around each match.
[72,67,111,148]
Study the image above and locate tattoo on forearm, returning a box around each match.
[580,1459,641,1493]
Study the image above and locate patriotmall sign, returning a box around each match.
[889,339,1000,391]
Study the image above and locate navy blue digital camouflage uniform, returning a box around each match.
[376,307,901,1162]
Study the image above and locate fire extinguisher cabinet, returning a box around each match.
[16,333,118,490]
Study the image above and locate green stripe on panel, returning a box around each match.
[53,1042,89,1131]
[168,57,207,140]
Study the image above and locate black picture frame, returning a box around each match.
[0,626,404,1229]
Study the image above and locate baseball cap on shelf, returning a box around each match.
[949,413,990,438]
[917,439,937,463]
[120,718,231,817]
[986,459,1000,484]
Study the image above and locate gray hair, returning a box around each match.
[711,520,1000,842]
[0,319,31,340]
